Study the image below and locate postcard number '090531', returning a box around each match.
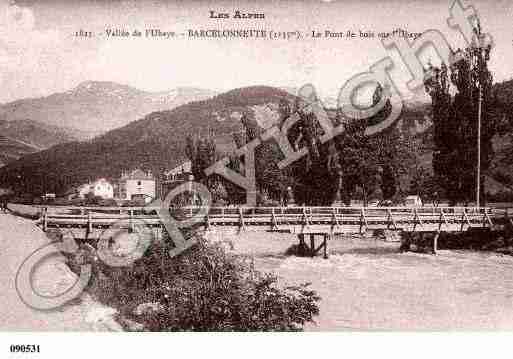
[9,344,40,353]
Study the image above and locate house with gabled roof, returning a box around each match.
[118,169,155,203]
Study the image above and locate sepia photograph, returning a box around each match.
[0,0,513,356]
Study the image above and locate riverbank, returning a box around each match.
[0,213,118,331]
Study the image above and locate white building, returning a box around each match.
[119,169,155,204]
[78,178,114,199]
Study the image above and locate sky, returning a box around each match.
[0,0,512,103]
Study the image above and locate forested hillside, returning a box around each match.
[1,76,512,204]
[0,86,296,196]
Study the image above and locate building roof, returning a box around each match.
[164,161,192,178]
[120,169,154,181]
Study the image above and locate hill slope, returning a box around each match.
[0,86,296,195]
[0,135,40,168]
[0,119,79,167]
[0,119,78,149]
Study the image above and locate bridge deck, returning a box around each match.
[38,205,513,235]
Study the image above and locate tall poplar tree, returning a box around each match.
[424,23,499,204]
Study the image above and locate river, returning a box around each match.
[2,215,513,331]
[220,231,513,330]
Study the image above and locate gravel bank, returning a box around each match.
[0,213,118,331]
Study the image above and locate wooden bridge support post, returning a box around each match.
[433,232,440,255]
[87,210,92,234]
[154,226,161,242]
[301,234,330,259]
[399,232,411,252]
[128,209,134,233]
[238,207,245,233]
[42,207,48,232]
[298,234,306,256]
[323,234,329,259]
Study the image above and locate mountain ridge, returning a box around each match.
[0,81,218,139]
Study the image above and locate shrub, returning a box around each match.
[53,197,72,206]
[11,194,34,204]
[84,237,320,331]
[123,199,145,207]
[70,198,85,206]
[84,193,103,205]
[98,198,118,207]
[487,191,513,203]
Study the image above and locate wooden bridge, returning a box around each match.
[38,205,513,258]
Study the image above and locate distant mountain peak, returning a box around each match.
[1,81,217,139]
[69,80,141,96]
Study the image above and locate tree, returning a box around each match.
[185,135,217,184]
[336,120,380,205]
[234,111,295,204]
[368,84,415,201]
[332,84,410,205]
[287,108,339,206]
[409,166,445,206]
[424,23,500,205]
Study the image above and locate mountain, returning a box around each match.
[0,86,297,195]
[0,81,217,139]
[2,81,512,198]
[0,119,80,167]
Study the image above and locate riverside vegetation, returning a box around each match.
[66,235,320,331]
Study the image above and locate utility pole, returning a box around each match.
[477,81,482,208]
[475,20,486,208]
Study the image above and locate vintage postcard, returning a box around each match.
[0,0,513,356]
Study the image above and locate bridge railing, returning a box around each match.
[39,205,495,216]
[37,204,513,235]
[39,205,497,224]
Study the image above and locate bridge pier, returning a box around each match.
[399,232,412,252]
[433,232,440,255]
[324,234,328,259]
[297,234,329,259]
[400,231,442,254]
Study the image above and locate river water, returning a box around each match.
[220,232,513,330]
